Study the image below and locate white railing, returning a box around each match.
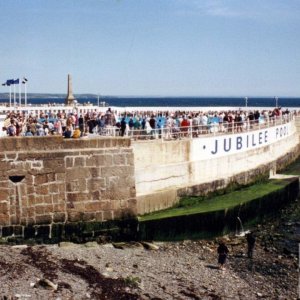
[0,114,295,139]
[90,114,294,142]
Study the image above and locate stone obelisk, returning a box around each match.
[65,74,76,105]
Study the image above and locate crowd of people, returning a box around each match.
[1,107,296,139]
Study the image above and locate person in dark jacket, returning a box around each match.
[217,241,229,270]
[120,117,127,137]
[246,232,256,258]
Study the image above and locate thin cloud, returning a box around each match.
[175,0,300,20]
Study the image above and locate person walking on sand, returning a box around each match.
[217,241,229,270]
[246,231,256,259]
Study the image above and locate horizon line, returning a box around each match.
[0,93,299,98]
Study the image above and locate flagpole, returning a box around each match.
[9,85,11,108]
[13,84,16,107]
[19,79,21,106]
[25,82,27,106]
[22,77,28,106]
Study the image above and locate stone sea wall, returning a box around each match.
[0,118,300,242]
[0,136,136,242]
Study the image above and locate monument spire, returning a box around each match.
[65,74,76,105]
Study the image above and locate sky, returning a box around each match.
[0,0,300,97]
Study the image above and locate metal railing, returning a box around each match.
[1,114,294,139]
[90,114,294,142]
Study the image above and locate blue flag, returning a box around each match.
[6,79,14,86]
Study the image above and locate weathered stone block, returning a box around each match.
[21,198,28,207]
[82,212,96,222]
[34,196,44,205]
[43,195,52,204]
[85,156,96,167]
[111,200,121,211]
[47,173,56,182]
[52,194,63,204]
[57,183,66,193]
[20,217,27,226]
[113,154,126,165]
[87,178,105,192]
[49,183,59,194]
[9,215,16,225]
[0,202,8,214]
[100,200,112,211]
[26,218,35,226]
[67,211,84,222]
[26,207,35,218]
[31,160,43,169]
[72,202,86,211]
[56,173,66,181]
[66,168,91,180]
[53,203,65,212]
[9,205,16,215]
[95,212,103,221]
[88,168,102,178]
[43,158,64,171]
[66,181,83,192]
[35,174,49,185]
[44,205,53,213]
[65,157,74,168]
[2,226,13,237]
[35,214,52,224]
[0,180,9,188]
[0,190,9,201]
[103,210,113,221]
[95,155,113,166]
[64,222,81,236]
[27,186,35,195]
[36,185,49,196]
[92,191,101,200]
[51,223,63,239]
[35,225,50,239]
[104,166,134,177]
[53,212,66,223]
[35,205,45,215]
[67,192,90,203]
[24,225,35,239]
[126,153,134,165]
[13,225,23,236]
[74,157,85,167]
[85,201,102,212]
[0,213,9,225]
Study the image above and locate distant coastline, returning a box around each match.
[0,94,299,107]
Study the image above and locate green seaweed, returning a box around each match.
[140,179,293,222]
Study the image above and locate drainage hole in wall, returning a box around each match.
[9,176,25,183]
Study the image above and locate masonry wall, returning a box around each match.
[1,119,300,242]
[0,136,136,241]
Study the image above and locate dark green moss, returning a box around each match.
[138,178,299,241]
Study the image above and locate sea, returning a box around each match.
[1,96,299,108]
